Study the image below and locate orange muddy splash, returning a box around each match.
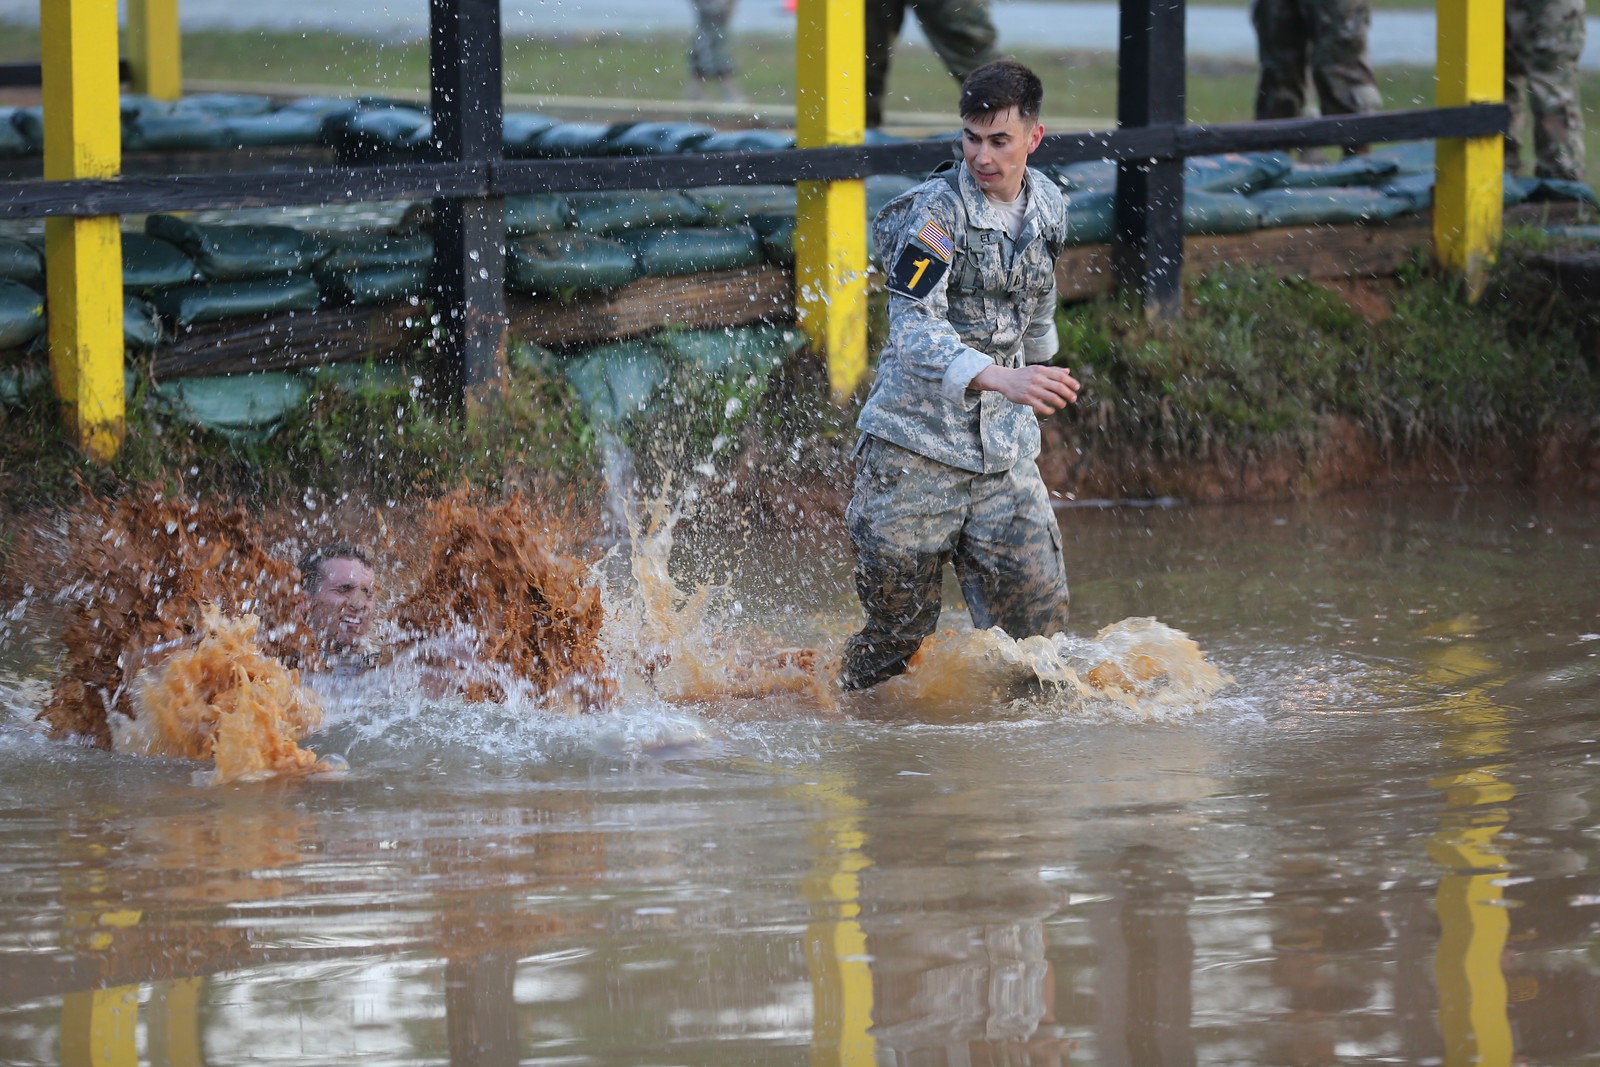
[392,490,611,707]
[119,607,327,785]
[612,496,832,709]
[39,489,313,749]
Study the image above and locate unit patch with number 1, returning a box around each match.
[886,219,954,301]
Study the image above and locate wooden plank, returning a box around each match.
[508,266,794,349]
[150,305,418,379]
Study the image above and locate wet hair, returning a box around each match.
[297,542,372,594]
[959,59,1044,123]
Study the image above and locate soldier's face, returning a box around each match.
[306,556,376,649]
[961,107,1044,204]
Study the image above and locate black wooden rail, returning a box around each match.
[0,60,132,87]
[2,0,1509,404]
[0,107,1508,219]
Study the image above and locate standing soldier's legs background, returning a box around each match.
[689,0,741,100]
[1506,0,1587,180]
[841,438,970,691]
[951,458,1070,642]
[866,0,913,128]
[1306,0,1381,117]
[1252,0,1314,119]
[910,0,1002,89]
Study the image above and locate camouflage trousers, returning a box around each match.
[840,436,1071,691]
[1251,0,1382,123]
[1507,0,1587,181]
[689,0,738,80]
[866,0,1001,128]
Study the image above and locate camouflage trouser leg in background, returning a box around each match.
[840,436,1071,691]
[1251,0,1381,121]
[1506,0,1586,180]
[689,0,738,80]
[866,0,1000,127]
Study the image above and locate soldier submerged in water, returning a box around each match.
[840,59,1080,692]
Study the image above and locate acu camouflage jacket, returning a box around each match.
[857,161,1068,475]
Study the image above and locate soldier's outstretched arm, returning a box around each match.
[969,363,1080,415]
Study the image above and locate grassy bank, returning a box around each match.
[3,233,1596,515]
[1,23,1595,171]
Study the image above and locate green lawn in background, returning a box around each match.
[0,22,1592,178]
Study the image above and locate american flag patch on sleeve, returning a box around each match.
[916,220,955,262]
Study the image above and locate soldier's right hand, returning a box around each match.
[971,364,1080,415]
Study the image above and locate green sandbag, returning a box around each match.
[122,234,196,292]
[569,190,707,234]
[9,107,45,151]
[0,279,45,349]
[562,341,667,426]
[123,112,230,152]
[1052,160,1117,192]
[0,364,47,406]
[695,129,796,153]
[1523,178,1600,208]
[0,237,44,285]
[316,232,433,272]
[624,226,763,278]
[505,195,573,236]
[1183,191,1260,235]
[502,113,558,157]
[147,215,324,280]
[760,216,795,265]
[1369,141,1435,175]
[1185,152,1292,194]
[1064,188,1115,246]
[123,296,163,351]
[151,372,310,441]
[0,108,30,158]
[317,264,429,306]
[1276,157,1400,188]
[506,233,638,294]
[529,122,618,158]
[1249,188,1412,228]
[655,324,805,378]
[172,93,274,118]
[689,185,796,226]
[279,96,362,121]
[606,121,715,156]
[148,277,322,327]
[223,111,327,147]
[323,107,429,162]
[1381,174,1434,211]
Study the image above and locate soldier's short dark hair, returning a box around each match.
[298,541,372,593]
[959,60,1043,123]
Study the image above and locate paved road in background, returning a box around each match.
[4,0,1598,68]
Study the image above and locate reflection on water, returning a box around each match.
[1,487,1598,1065]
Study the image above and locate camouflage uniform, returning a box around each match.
[689,0,738,81]
[841,163,1071,691]
[1506,0,1587,181]
[1251,0,1383,123]
[866,0,1002,128]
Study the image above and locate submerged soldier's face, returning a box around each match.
[961,107,1044,204]
[306,556,376,649]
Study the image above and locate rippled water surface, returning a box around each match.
[2,487,1598,1065]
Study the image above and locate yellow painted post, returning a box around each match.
[794,0,869,403]
[1435,0,1504,298]
[125,0,183,101]
[42,0,125,463]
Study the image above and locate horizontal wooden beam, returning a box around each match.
[0,105,1510,219]
[0,60,132,87]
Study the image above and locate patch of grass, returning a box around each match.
[1060,233,1600,458]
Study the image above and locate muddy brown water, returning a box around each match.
[1,486,1597,1066]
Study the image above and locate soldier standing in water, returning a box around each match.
[1506,0,1587,180]
[840,59,1079,692]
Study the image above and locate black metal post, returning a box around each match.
[429,0,506,406]
[1115,0,1186,319]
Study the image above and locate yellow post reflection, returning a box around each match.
[1421,630,1513,1067]
[795,773,878,1067]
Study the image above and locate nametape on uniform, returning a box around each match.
[886,241,951,300]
